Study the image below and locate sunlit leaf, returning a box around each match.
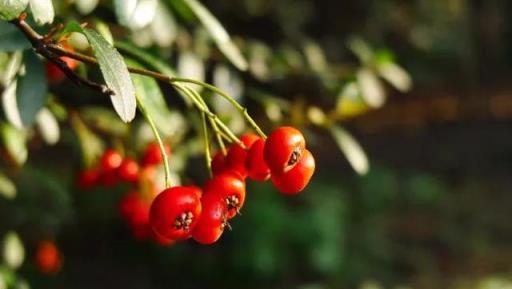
[212,64,243,113]
[70,112,104,167]
[303,40,327,73]
[0,173,16,200]
[1,80,22,129]
[114,0,157,30]
[16,50,47,126]
[28,0,54,25]
[0,122,27,165]
[182,0,248,70]
[0,51,22,86]
[0,21,30,51]
[377,61,412,92]
[35,107,59,145]
[80,106,129,137]
[83,29,136,122]
[177,51,204,91]
[2,232,24,269]
[94,20,114,45]
[0,0,28,21]
[150,2,177,47]
[347,37,373,64]
[357,68,385,108]
[74,0,98,15]
[335,82,370,119]
[330,126,369,175]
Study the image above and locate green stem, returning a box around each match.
[201,112,213,177]
[136,98,171,188]
[170,78,267,139]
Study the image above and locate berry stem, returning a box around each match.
[169,78,267,139]
[136,98,172,188]
[201,112,213,177]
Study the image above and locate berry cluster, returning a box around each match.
[77,143,174,245]
[149,126,315,245]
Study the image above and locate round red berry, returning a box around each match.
[271,149,315,194]
[152,229,176,246]
[45,44,79,84]
[192,193,228,245]
[245,139,270,181]
[225,134,260,178]
[76,167,100,188]
[264,126,305,173]
[211,151,227,175]
[149,186,202,240]
[142,142,170,166]
[101,149,123,171]
[35,241,62,274]
[204,172,245,219]
[119,192,149,227]
[118,158,140,183]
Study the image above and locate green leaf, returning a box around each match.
[0,20,30,51]
[82,29,136,122]
[0,0,28,21]
[126,58,174,135]
[2,232,24,269]
[70,113,104,168]
[80,106,128,137]
[0,51,23,85]
[28,0,53,25]
[182,0,248,71]
[74,0,98,15]
[16,50,47,126]
[0,122,27,165]
[377,61,412,92]
[356,68,385,108]
[330,126,369,175]
[94,20,113,45]
[0,173,16,199]
[35,107,59,145]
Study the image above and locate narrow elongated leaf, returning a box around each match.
[0,173,16,199]
[330,126,369,175]
[0,51,23,86]
[35,107,59,145]
[1,80,23,128]
[16,50,47,126]
[75,0,98,15]
[126,59,174,135]
[0,122,27,165]
[0,0,28,21]
[2,232,24,269]
[377,61,412,92]
[28,0,53,25]
[0,21,30,51]
[83,29,136,122]
[182,0,248,70]
[357,68,385,108]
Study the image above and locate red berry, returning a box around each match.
[45,49,79,84]
[152,230,176,246]
[271,149,315,194]
[245,139,270,181]
[100,170,119,187]
[119,192,149,227]
[132,223,152,240]
[264,126,306,173]
[149,186,202,240]
[35,241,62,274]
[101,149,123,171]
[142,142,170,166]
[118,158,140,183]
[211,151,227,175]
[192,193,228,245]
[225,134,260,178]
[76,167,100,188]
[204,172,245,219]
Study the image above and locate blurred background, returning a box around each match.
[1,0,512,288]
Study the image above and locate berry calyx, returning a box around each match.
[245,138,271,181]
[271,149,315,194]
[192,193,228,245]
[225,134,260,178]
[264,126,305,173]
[204,171,245,219]
[149,186,202,240]
[142,142,170,166]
